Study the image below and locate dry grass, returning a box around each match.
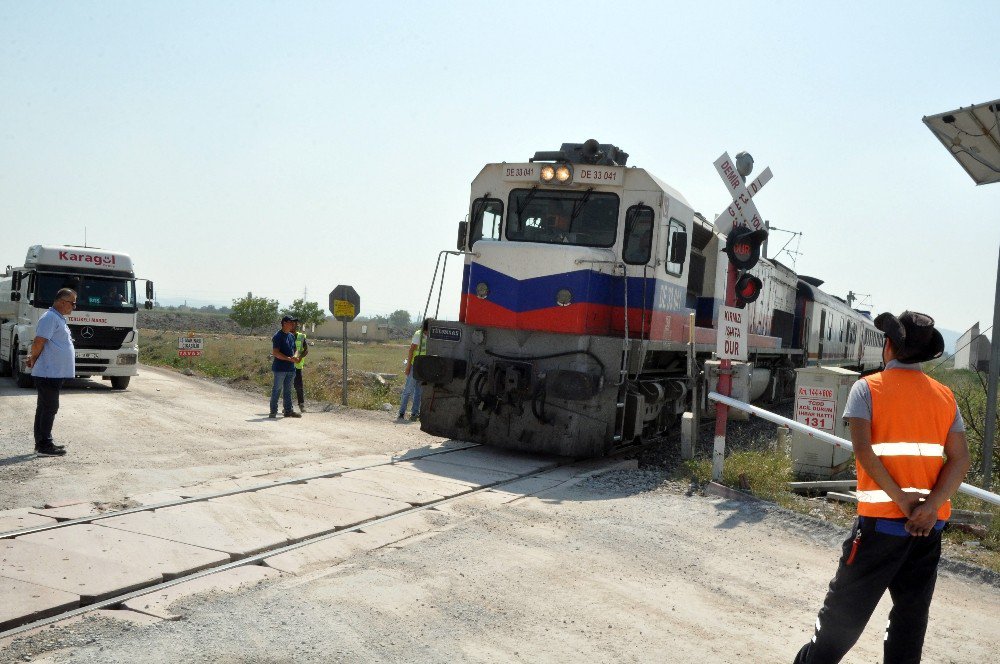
[139,329,409,410]
[676,435,1000,573]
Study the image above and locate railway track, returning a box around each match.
[1,441,637,639]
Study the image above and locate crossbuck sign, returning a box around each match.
[713,152,772,236]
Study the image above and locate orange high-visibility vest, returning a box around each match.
[856,368,956,520]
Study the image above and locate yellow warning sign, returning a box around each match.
[333,300,355,319]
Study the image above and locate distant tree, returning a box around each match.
[230,293,279,334]
[281,298,326,328]
[388,309,411,329]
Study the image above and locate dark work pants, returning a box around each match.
[294,368,304,406]
[793,517,942,664]
[33,377,65,448]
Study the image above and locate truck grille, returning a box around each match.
[69,325,131,350]
[76,358,109,374]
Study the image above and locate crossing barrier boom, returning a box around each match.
[707,391,1000,508]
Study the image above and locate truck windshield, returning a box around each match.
[506,188,619,247]
[33,273,137,313]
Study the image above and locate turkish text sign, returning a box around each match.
[713,151,771,235]
[178,337,204,350]
[716,306,748,361]
[178,349,203,358]
[795,386,837,431]
[329,285,360,322]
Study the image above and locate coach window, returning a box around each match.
[469,198,504,246]
[665,218,687,276]
[623,205,654,265]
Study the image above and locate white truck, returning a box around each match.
[0,245,153,390]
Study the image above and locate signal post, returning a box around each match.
[711,152,770,481]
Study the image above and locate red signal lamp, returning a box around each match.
[734,273,763,307]
[724,226,768,270]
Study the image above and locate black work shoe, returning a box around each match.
[268,413,277,419]
[396,412,405,420]
[299,404,307,412]
[36,443,65,450]
[409,414,419,422]
[283,411,302,418]
[35,446,66,457]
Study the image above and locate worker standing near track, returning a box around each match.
[269,315,301,419]
[793,311,971,664]
[293,320,309,412]
[26,288,77,457]
[397,319,427,422]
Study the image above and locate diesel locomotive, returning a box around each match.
[413,141,883,457]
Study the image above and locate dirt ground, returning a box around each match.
[0,365,432,510]
[1,367,997,663]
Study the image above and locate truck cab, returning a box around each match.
[0,245,153,389]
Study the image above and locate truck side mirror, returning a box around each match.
[457,220,469,251]
[669,231,688,264]
[145,281,154,299]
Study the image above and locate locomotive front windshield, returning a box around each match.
[32,272,137,313]
[506,188,619,247]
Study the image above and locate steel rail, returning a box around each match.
[1,442,480,540]
[708,391,1000,507]
[0,450,615,640]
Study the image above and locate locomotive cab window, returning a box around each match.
[622,205,654,265]
[665,218,687,276]
[506,188,619,247]
[469,198,504,246]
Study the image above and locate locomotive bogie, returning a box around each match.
[415,321,627,457]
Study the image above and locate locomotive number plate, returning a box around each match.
[429,326,462,342]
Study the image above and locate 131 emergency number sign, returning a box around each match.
[716,306,747,361]
[795,386,836,431]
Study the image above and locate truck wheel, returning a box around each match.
[110,376,130,390]
[12,341,33,388]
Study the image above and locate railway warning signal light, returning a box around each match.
[734,273,763,307]
[724,226,768,270]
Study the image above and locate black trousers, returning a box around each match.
[794,517,942,664]
[294,368,304,406]
[33,377,65,448]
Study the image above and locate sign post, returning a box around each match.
[711,151,772,481]
[329,285,361,406]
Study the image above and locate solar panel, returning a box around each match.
[923,99,1000,185]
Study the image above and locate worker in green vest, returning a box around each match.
[293,321,309,412]
[397,319,428,421]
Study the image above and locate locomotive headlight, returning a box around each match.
[556,288,572,306]
[555,165,572,183]
[540,165,555,182]
[476,282,489,299]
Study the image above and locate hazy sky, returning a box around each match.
[2,2,998,335]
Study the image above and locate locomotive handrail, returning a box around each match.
[422,250,470,323]
[708,391,1000,507]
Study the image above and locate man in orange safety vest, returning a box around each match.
[793,310,971,664]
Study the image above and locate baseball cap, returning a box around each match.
[281,315,298,323]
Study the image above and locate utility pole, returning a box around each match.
[982,248,1000,489]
